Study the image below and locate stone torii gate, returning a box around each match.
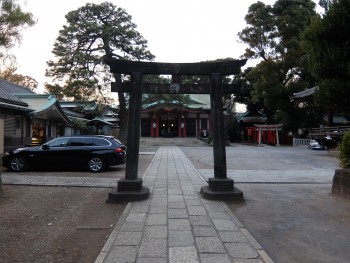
[105,58,246,202]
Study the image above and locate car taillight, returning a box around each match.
[114,147,124,153]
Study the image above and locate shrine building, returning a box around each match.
[140,94,210,138]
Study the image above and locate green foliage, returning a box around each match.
[238,0,316,61]
[302,0,350,116]
[45,2,154,101]
[69,118,93,135]
[339,130,350,168]
[45,2,154,142]
[0,0,36,86]
[226,115,240,142]
[237,1,275,61]
[0,0,36,49]
[237,0,318,131]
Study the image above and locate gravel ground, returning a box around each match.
[0,185,126,263]
[0,151,157,263]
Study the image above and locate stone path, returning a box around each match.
[95,146,273,263]
[199,169,335,184]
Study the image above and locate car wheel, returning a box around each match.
[10,156,27,172]
[88,156,105,172]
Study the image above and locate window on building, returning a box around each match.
[15,117,22,129]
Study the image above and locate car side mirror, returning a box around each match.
[42,144,50,150]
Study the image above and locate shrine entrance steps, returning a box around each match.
[140,137,207,146]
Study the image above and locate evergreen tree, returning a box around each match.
[237,0,317,131]
[45,2,154,142]
[302,0,350,122]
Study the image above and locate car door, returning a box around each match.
[64,137,90,168]
[30,137,70,169]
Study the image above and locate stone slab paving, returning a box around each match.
[95,146,273,263]
[198,169,335,183]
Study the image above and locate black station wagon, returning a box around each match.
[2,135,126,172]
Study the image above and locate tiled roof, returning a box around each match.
[0,79,33,106]
[63,108,85,118]
[291,87,317,99]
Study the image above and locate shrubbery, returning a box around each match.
[339,130,350,168]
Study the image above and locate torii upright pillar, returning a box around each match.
[199,73,243,200]
[107,71,149,202]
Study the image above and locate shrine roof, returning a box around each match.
[0,79,32,107]
[142,100,203,111]
[86,117,115,126]
[291,87,317,99]
[15,94,70,124]
[238,110,267,123]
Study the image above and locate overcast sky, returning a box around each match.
[12,0,319,93]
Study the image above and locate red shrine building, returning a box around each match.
[140,95,211,138]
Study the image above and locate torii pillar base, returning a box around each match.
[106,178,149,203]
[200,178,243,201]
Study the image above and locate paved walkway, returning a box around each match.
[199,169,335,184]
[95,146,273,263]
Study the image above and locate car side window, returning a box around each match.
[113,138,122,145]
[68,138,87,146]
[93,138,110,146]
[85,138,95,146]
[47,137,69,147]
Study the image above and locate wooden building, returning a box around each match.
[140,95,211,138]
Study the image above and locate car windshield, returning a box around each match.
[46,137,70,147]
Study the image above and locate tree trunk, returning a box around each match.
[327,107,334,127]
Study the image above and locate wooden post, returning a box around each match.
[200,73,243,200]
[107,71,149,202]
[276,126,280,146]
[209,73,227,179]
[125,72,142,180]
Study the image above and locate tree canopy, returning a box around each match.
[1,65,38,91]
[302,0,350,117]
[0,0,35,49]
[0,0,37,88]
[237,0,317,131]
[45,2,155,141]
